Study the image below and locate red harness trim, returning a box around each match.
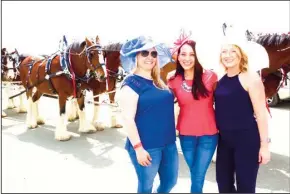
[105,58,109,92]
[265,100,272,118]
[261,70,272,118]
[68,48,77,98]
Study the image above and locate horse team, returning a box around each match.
[2,30,290,141]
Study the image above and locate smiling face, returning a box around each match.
[178,44,195,71]
[220,44,242,69]
[136,48,158,71]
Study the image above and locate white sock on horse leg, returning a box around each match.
[55,113,71,141]
[77,105,95,133]
[17,94,27,113]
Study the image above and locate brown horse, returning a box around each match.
[247,32,290,97]
[67,42,126,129]
[1,48,27,114]
[19,36,106,141]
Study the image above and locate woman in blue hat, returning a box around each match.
[119,36,178,193]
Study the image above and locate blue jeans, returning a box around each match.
[127,142,179,193]
[179,134,218,193]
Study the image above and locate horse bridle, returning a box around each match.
[1,51,20,78]
[81,43,105,72]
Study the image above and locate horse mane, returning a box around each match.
[69,40,86,54]
[103,42,123,52]
[256,33,290,47]
[1,48,7,55]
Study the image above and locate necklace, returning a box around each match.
[181,80,192,93]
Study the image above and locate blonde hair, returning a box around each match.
[151,59,168,89]
[133,54,168,90]
[220,44,249,73]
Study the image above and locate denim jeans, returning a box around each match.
[127,142,179,193]
[179,134,218,193]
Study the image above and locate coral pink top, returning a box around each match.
[168,70,218,136]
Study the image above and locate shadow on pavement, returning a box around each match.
[2,109,127,169]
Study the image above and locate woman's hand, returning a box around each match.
[135,147,152,166]
[259,145,271,164]
[166,70,176,80]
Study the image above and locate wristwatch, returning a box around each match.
[261,137,271,143]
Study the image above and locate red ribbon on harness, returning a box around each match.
[260,70,272,118]
[68,48,77,98]
[265,101,272,118]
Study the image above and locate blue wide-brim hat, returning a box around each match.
[120,36,173,73]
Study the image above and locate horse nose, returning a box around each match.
[97,75,107,82]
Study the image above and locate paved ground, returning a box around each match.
[1,91,290,193]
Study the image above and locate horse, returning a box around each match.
[18,36,106,141]
[67,42,126,129]
[245,31,290,98]
[1,48,27,115]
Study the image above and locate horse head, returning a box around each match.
[1,48,20,81]
[102,42,125,83]
[70,36,106,82]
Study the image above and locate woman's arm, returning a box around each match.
[248,73,269,148]
[119,85,142,147]
[119,85,152,166]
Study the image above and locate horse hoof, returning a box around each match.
[6,105,15,109]
[112,124,123,128]
[79,124,97,134]
[37,119,45,125]
[67,116,79,122]
[67,118,75,122]
[28,124,38,129]
[79,128,97,134]
[17,108,27,113]
[94,122,106,131]
[55,133,71,141]
[2,112,7,118]
[67,116,76,122]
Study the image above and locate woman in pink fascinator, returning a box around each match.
[167,29,219,193]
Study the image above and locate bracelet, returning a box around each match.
[133,142,143,150]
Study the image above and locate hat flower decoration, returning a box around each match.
[170,29,193,57]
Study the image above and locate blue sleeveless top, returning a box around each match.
[121,74,176,150]
[214,74,258,131]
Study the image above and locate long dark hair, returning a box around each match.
[174,40,209,100]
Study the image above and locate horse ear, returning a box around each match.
[96,36,100,44]
[172,53,178,62]
[85,37,93,47]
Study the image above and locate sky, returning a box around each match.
[2,1,289,55]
